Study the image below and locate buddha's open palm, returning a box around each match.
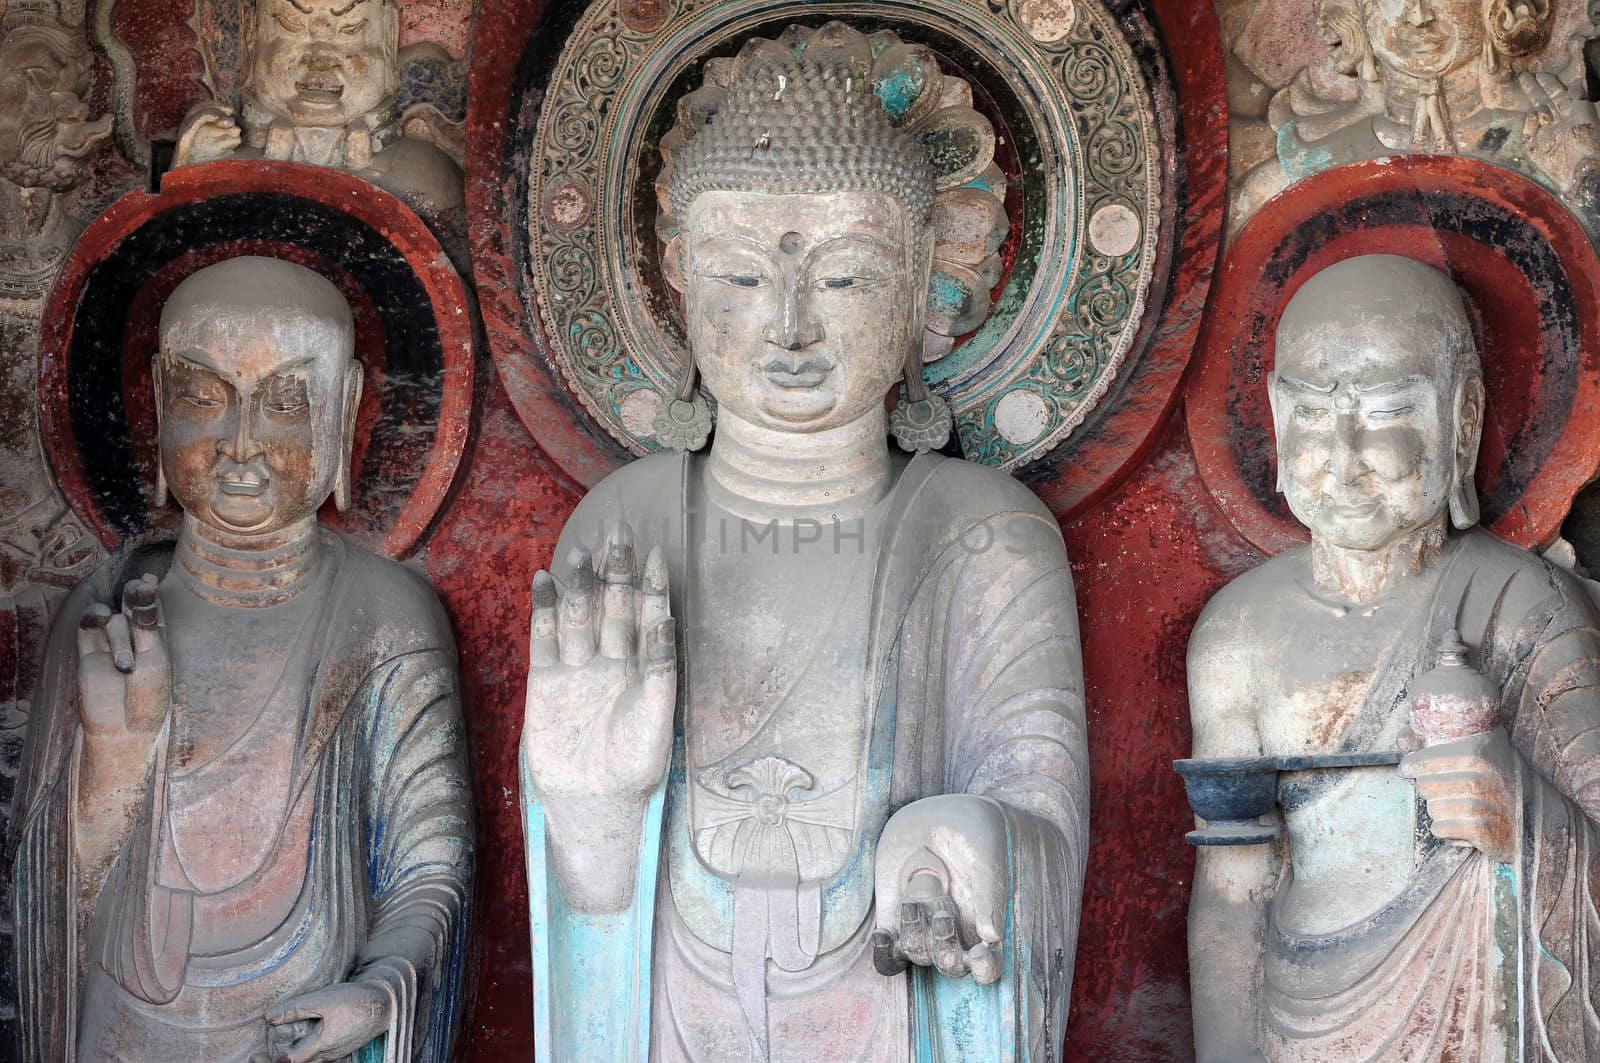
[522,522,676,812]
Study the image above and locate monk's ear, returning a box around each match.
[151,353,170,508]
[1449,373,1484,529]
[1265,370,1287,494]
[335,361,363,513]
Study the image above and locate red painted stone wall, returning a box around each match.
[33,0,1600,1058]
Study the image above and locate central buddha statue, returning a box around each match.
[1187,255,1600,1060]
[519,24,1089,1063]
[10,257,473,1062]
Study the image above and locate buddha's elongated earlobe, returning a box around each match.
[890,342,952,453]
[335,363,363,512]
[653,361,712,452]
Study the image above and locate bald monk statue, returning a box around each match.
[1187,255,1600,1060]
[10,257,473,1062]
[519,26,1089,1063]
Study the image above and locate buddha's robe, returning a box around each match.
[10,534,473,1063]
[1256,529,1600,1060]
[522,451,1088,1062]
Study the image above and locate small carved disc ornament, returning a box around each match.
[524,0,1165,472]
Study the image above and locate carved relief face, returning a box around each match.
[156,321,356,535]
[1269,331,1464,551]
[0,28,108,190]
[1362,0,1486,80]
[682,189,928,433]
[249,0,396,127]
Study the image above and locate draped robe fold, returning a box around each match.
[1260,529,1600,1061]
[521,451,1089,1062]
[10,534,473,1063]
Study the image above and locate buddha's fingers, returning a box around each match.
[558,544,598,668]
[639,545,670,648]
[530,570,560,669]
[929,908,969,979]
[599,522,638,660]
[967,941,1002,985]
[639,617,677,726]
[870,928,908,975]
[897,899,931,966]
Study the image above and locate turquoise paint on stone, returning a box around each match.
[928,271,971,316]
[877,70,925,122]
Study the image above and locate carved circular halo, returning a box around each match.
[1185,155,1600,554]
[522,0,1165,473]
[37,161,475,559]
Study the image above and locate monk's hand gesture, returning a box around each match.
[260,980,391,1063]
[1399,727,1518,865]
[521,521,676,912]
[77,574,169,744]
[870,794,1010,985]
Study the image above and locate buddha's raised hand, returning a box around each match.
[521,521,676,913]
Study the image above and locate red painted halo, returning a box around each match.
[37,160,475,559]
[1185,155,1600,555]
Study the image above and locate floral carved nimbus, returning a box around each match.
[525,0,1165,472]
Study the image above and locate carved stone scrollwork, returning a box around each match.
[524,0,1167,472]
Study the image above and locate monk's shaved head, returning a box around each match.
[160,256,354,376]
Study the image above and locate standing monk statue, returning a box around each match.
[10,257,474,1063]
[1187,255,1600,1060]
[519,24,1089,1063]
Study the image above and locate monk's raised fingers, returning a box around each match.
[529,570,559,669]
[123,576,163,654]
[104,613,134,674]
[599,523,638,660]
[558,545,597,667]
[77,601,112,659]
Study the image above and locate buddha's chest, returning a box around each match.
[683,542,884,880]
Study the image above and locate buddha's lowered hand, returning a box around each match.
[872,794,1010,984]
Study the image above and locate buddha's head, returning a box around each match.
[245,0,399,128]
[1361,0,1551,81]
[0,16,111,191]
[155,257,363,536]
[1269,255,1484,551]
[663,42,937,437]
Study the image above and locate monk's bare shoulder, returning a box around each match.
[1187,547,1310,753]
